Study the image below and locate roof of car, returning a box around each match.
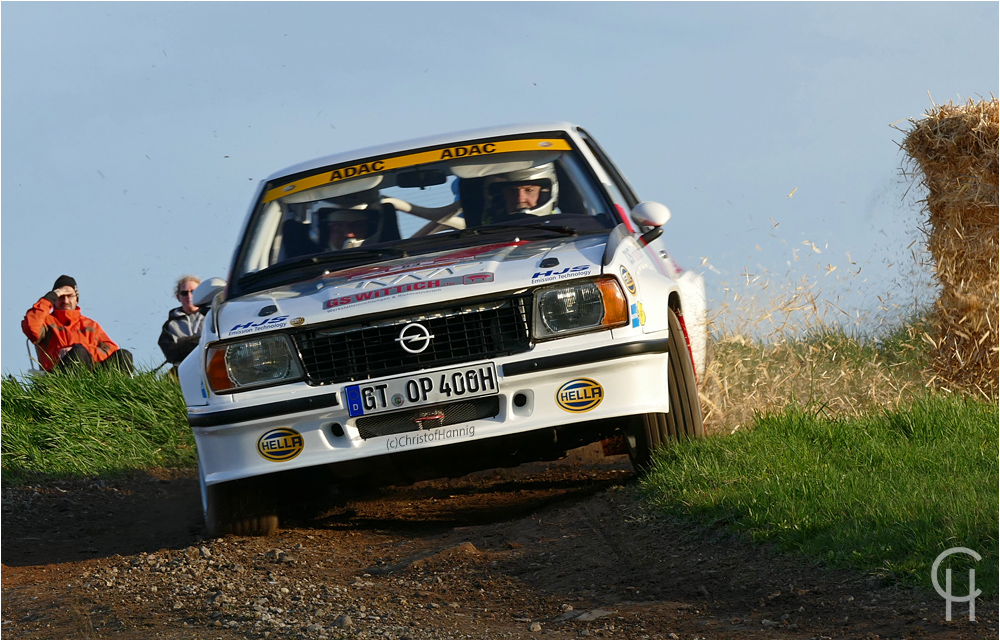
[266,121,580,182]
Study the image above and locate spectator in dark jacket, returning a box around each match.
[158,275,206,368]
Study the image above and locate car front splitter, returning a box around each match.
[188,390,341,429]
[501,338,669,377]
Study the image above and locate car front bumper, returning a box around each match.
[190,337,670,487]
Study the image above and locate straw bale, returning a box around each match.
[902,97,999,398]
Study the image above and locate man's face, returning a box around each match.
[502,183,542,213]
[328,218,370,249]
[54,286,78,311]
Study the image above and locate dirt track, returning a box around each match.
[2,447,996,639]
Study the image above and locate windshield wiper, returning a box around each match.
[238,248,405,286]
[456,223,578,239]
[356,223,581,258]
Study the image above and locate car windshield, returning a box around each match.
[231,135,618,295]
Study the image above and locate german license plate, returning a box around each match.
[345,363,498,418]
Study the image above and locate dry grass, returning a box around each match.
[697,246,936,433]
[901,96,999,398]
[698,305,932,435]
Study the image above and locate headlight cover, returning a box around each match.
[206,333,304,394]
[533,275,629,340]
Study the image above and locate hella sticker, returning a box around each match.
[290,317,306,327]
[556,378,604,413]
[257,427,304,462]
[620,266,637,295]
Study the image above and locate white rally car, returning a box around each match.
[180,123,706,536]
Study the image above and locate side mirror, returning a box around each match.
[192,277,227,307]
[630,201,671,228]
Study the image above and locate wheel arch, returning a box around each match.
[667,284,707,381]
[667,294,697,382]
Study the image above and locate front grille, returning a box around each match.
[356,396,501,439]
[292,295,532,384]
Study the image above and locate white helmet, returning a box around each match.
[485,162,559,218]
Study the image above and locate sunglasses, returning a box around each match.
[179,290,196,296]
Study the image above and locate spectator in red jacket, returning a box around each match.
[22,275,133,374]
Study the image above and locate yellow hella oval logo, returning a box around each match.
[556,378,604,413]
[257,428,304,462]
[620,266,636,295]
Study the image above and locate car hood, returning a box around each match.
[216,235,608,340]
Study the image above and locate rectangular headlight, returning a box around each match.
[532,275,628,340]
[206,334,304,393]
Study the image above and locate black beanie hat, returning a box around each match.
[53,275,77,291]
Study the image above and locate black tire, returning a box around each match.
[626,308,704,472]
[204,478,279,538]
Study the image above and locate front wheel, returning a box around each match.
[202,470,279,538]
[626,308,704,472]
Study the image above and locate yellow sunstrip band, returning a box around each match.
[263,138,573,203]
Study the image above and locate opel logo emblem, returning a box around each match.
[396,322,434,354]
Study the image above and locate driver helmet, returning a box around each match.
[485,162,559,218]
[316,206,380,250]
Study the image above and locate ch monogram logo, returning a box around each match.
[932,547,981,621]
[396,323,434,354]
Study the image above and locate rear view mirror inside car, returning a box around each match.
[397,169,447,189]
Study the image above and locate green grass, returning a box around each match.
[642,393,999,595]
[1,368,195,483]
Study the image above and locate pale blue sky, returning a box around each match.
[3,1,997,374]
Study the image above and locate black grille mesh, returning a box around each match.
[356,396,501,439]
[292,295,531,385]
